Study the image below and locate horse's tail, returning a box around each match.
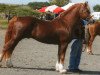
[5,16,18,44]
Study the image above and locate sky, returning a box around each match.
[0,0,48,4]
[0,0,99,7]
[71,0,100,8]
[71,0,100,11]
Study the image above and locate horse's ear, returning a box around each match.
[83,1,90,11]
[84,1,88,7]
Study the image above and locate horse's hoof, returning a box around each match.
[6,63,13,68]
[59,69,67,74]
[0,62,2,67]
[55,69,59,72]
[6,60,13,68]
[90,53,94,55]
[88,52,93,55]
[0,64,2,67]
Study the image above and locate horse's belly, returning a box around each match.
[32,36,59,44]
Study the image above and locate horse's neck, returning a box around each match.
[61,7,80,30]
[65,7,80,22]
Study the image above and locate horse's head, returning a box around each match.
[87,15,96,24]
[79,2,91,20]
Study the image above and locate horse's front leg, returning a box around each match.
[56,42,68,73]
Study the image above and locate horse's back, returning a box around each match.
[9,16,38,24]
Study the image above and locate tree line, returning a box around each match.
[93,5,100,12]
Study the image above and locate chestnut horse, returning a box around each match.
[86,21,100,55]
[0,2,91,73]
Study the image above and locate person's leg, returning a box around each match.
[75,39,83,69]
[68,39,82,70]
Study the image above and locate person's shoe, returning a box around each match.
[67,69,83,73]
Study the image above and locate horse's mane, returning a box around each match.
[58,3,82,18]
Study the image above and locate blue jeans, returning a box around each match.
[68,39,82,69]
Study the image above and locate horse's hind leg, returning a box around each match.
[0,30,12,67]
[1,37,21,67]
[0,29,22,67]
[87,36,95,55]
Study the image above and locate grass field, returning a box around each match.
[0,18,8,29]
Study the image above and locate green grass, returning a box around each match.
[0,19,8,29]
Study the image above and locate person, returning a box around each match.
[45,11,53,20]
[67,39,83,73]
[67,20,88,73]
